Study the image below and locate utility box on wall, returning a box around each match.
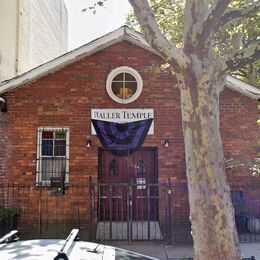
[50,177,65,196]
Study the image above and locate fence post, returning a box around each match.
[89,176,95,240]
[147,184,151,240]
[167,178,172,244]
[127,180,133,244]
[38,184,42,237]
[109,184,113,241]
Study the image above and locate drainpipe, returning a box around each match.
[0,97,7,113]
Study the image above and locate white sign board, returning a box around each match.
[136,177,146,189]
[91,109,154,135]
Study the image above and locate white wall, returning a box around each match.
[0,0,68,81]
[18,0,68,74]
[0,0,19,81]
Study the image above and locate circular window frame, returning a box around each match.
[106,66,143,104]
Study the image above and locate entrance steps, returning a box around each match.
[96,221,163,240]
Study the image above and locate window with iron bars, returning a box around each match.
[36,128,69,185]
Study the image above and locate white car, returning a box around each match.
[0,229,159,260]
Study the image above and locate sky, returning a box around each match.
[64,0,132,51]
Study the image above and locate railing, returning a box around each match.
[0,181,259,244]
[0,183,93,241]
[94,182,161,241]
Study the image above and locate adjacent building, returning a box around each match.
[0,0,68,82]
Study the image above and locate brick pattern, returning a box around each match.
[0,113,10,178]
[0,41,259,220]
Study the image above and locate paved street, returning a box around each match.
[110,241,260,259]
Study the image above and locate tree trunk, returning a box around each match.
[179,76,241,259]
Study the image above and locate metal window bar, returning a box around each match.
[36,128,69,186]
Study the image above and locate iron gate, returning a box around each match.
[94,181,163,241]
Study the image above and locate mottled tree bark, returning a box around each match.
[179,72,240,259]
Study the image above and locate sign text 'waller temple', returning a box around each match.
[91,109,154,135]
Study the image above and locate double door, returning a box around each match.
[98,148,158,221]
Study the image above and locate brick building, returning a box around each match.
[0,26,259,240]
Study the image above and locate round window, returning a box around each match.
[106,66,143,104]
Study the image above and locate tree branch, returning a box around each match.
[183,0,208,33]
[197,0,232,47]
[215,2,260,32]
[232,69,248,78]
[221,43,260,74]
[225,146,260,176]
[128,0,189,71]
[183,0,208,51]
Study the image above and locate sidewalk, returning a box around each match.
[109,241,260,259]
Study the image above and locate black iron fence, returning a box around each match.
[0,181,259,244]
[0,183,92,240]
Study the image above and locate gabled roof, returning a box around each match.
[0,26,259,100]
[0,26,157,95]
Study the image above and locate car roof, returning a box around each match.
[0,239,159,260]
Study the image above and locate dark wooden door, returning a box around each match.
[98,148,158,221]
[130,149,158,221]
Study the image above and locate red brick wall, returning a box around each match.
[0,41,182,185]
[220,89,259,215]
[0,114,7,176]
[0,41,258,221]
